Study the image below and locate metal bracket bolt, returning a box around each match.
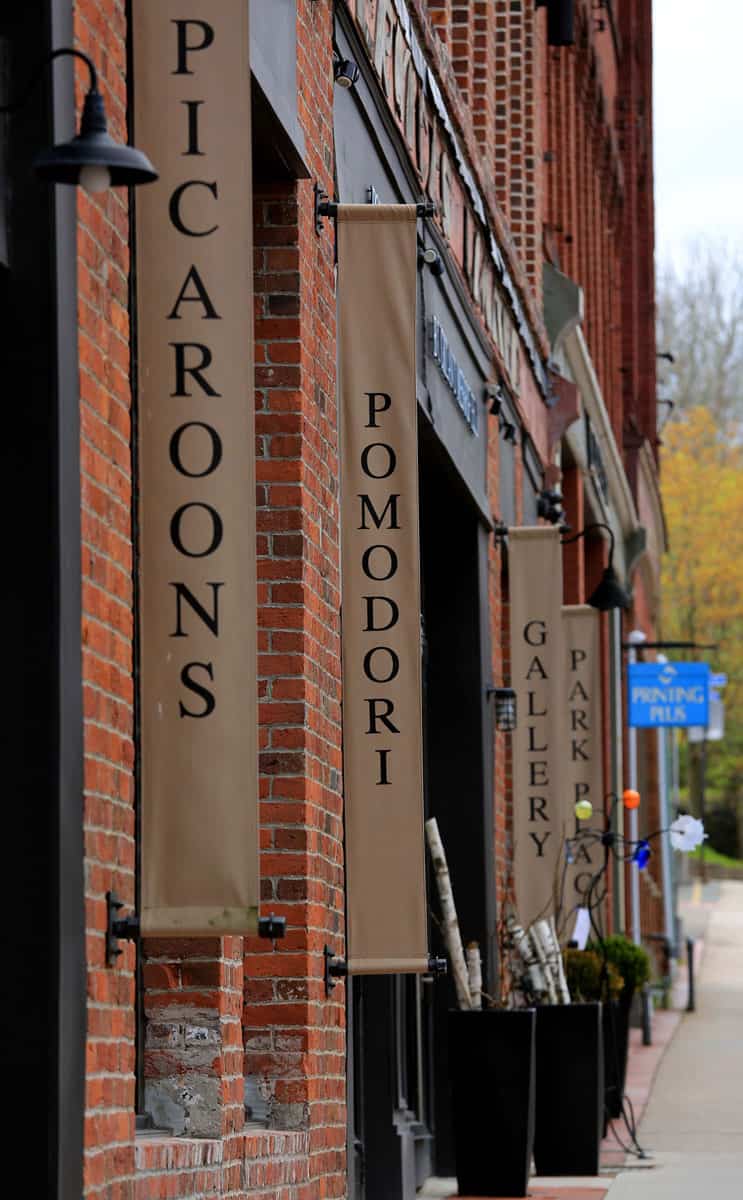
[106,890,140,966]
[314,182,436,235]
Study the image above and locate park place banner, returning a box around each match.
[509,527,564,931]
[562,606,604,924]
[133,2,258,935]
[338,206,429,974]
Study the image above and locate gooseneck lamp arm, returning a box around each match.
[560,521,616,568]
[0,48,99,114]
[1,47,158,190]
[560,522,630,611]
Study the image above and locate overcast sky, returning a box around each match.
[653,0,743,272]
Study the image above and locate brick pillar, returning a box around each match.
[243,122,344,1192]
[561,466,585,604]
[494,0,512,222]
[508,2,525,248]
[451,3,474,104]
[472,2,495,168]
[76,0,137,1194]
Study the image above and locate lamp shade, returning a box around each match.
[588,565,631,612]
[34,88,157,187]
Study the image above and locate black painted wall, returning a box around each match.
[1,4,84,1196]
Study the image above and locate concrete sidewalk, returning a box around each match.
[421,881,742,1200]
[605,880,743,1200]
[421,977,685,1200]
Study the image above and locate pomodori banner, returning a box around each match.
[133,2,258,935]
[508,527,565,931]
[562,605,604,924]
[338,205,428,974]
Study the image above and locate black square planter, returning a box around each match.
[448,1008,536,1197]
[533,1002,604,1176]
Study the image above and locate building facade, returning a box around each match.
[2,2,666,1199]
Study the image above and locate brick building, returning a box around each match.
[2,2,666,1199]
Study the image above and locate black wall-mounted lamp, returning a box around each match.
[333,54,361,89]
[486,382,505,417]
[419,245,444,276]
[561,521,631,612]
[537,488,565,525]
[1,48,157,192]
[501,418,518,445]
[487,686,518,732]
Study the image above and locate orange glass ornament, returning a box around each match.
[623,788,641,810]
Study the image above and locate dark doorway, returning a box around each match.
[348,419,493,1197]
[419,420,493,1178]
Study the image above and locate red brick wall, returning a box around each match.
[77,0,344,1196]
[73,0,663,1192]
[244,164,345,1171]
[544,2,624,439]
[491,2,545,297]
[471,2,495,167]
[75,0,137,1195]
[494,1,513,226]
[618,0,658,466]
[427,0,452,51]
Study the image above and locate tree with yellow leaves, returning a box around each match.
[661,407,743,816]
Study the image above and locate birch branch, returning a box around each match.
[529,922,557,1003]
[508,914,544,1003]
[425,817,472,1010]
[547,917,571,1004]
[466,942,483,1009]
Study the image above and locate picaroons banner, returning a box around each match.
[133,1,258,935]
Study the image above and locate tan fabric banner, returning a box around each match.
[561,605,604,926]
[509,527,565,930]
[133,2,258,935]
[338,206,428,973]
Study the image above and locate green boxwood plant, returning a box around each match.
[588,934,651,994]
[563,949,624,1003]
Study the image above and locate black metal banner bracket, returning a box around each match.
[324,947,447,995]
[258,913,287,942]
[324,944,348,995]
[106,890,140,966]
[314,182,436,236]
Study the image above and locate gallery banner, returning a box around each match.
[562,606,604,923]
[508,527,564,930]
[338,205,428,973]
[133,2,258,934]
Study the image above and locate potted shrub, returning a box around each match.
[532,948,616,1177]
[589,935,650,1120]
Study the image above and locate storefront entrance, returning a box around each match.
[348,425,494,1198]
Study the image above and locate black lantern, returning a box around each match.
[587,563,631,612]
[333,55,361,89]
[488,686,517,732]
[34,50,157,190]
[1,48,157,191]
[561,522,631,612]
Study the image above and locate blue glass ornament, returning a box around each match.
[634,840,651,870]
